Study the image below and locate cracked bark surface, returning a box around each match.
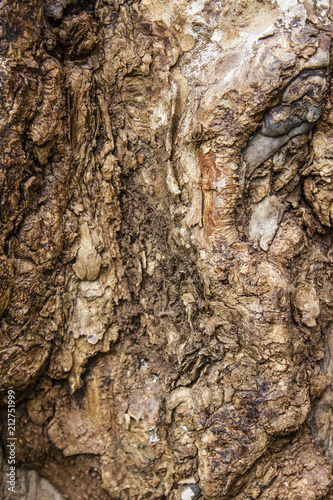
[1,0,333,499]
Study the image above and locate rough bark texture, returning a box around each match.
[1,0,333,499]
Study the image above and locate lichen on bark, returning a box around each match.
[1,0,333,499]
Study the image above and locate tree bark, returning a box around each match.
[1,0,333,498]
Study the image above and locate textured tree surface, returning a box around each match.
[1,0,333,499]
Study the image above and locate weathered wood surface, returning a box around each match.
[1,0,333,498]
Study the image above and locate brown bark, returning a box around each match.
[1,0,333,499]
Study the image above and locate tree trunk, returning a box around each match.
[1,0,333,498]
